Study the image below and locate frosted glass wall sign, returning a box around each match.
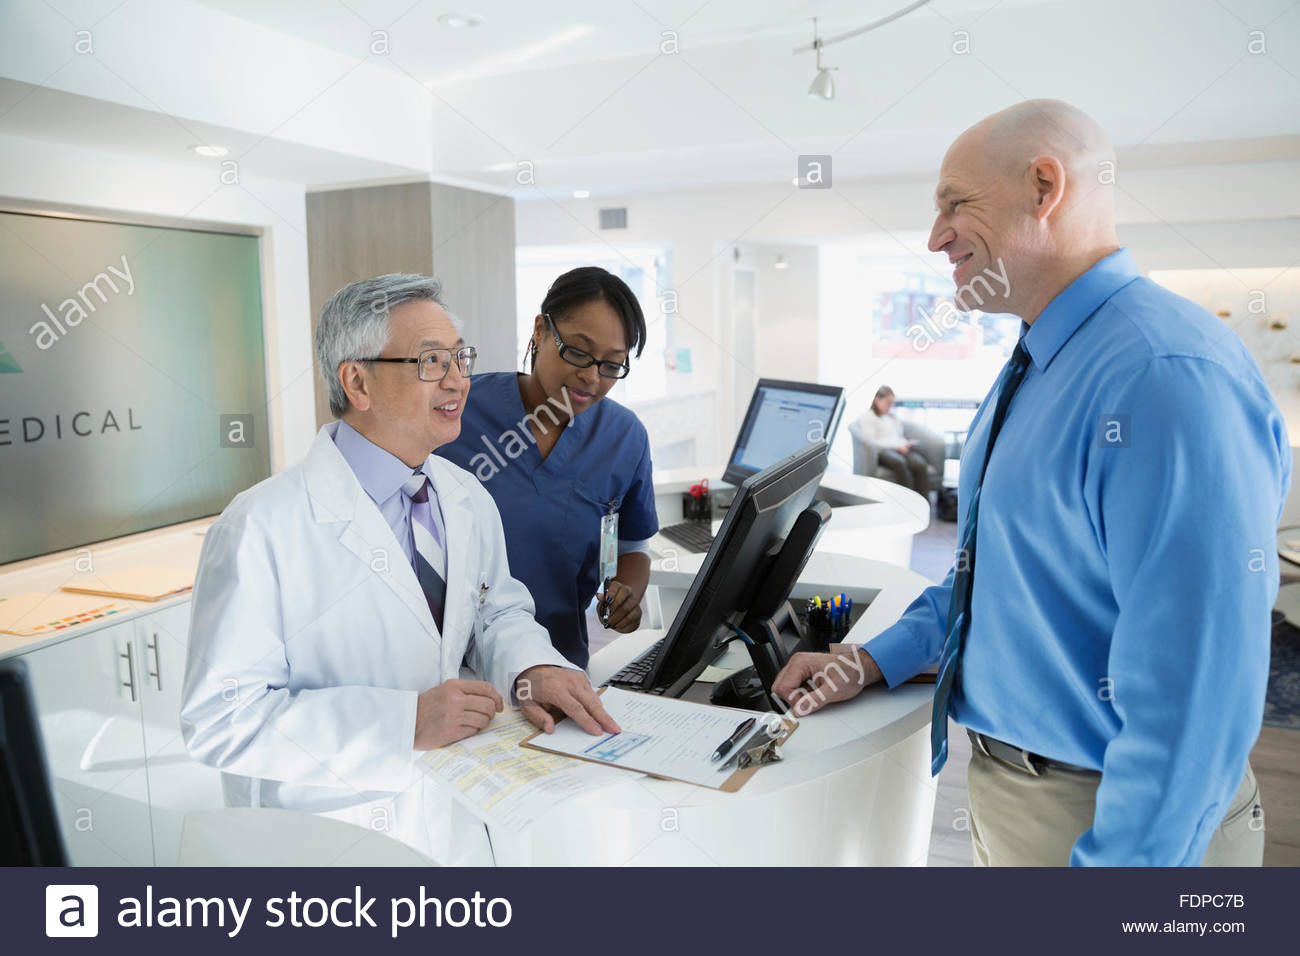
[0,205,270,565]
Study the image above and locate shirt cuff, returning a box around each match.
[862,621,932,688]
[617,537,651,555]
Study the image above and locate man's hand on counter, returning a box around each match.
[413,679,504,749]
[773,647,884,716]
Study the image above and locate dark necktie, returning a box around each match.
[402,471,446,632]
[931,339,1031,774]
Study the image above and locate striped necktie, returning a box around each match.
[402,470,446,632]
[931,339,1031,775]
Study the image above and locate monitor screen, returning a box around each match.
[0,660,67,866]
[724,380,843,485]
[646,441,829,696]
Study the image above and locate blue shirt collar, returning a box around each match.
[1022,248,1140,371]
[333,418,428,505]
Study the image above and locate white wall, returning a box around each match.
[0,133,316,470]
[746,244,820,384]
[1148,267,1300,438]
[518,159,1300,469]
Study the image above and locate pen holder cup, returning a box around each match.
[682,491,712,522]
[806,621,849,653]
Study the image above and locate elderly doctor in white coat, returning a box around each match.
[180,273,618,865]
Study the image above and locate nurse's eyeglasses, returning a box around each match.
[359,346,477,382]
[544,314,630,379]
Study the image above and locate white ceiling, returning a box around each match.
[193,0,1012,81]
[8,0,1300,197]
[198,0,1300,197]
[0,78,422,186]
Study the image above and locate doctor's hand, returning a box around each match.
[772,648,883,716]
[515,666,622,736]
[600,579,643,632]
[413,679,504,749]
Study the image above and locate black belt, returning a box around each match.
[967,729,1099,777]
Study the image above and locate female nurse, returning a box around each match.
[437,266,658,668]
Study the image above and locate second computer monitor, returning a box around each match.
[723,379,844,487]
[646,441,829,697]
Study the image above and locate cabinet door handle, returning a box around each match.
[120,641,138,703]
[147,633,163,692]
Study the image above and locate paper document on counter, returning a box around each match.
[61,564,194,602]
[418,711,632,832]
[0,592,132,636]
[522,686,795,789]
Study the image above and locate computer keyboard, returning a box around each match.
[658,520,716,553]
[604,637,666,688]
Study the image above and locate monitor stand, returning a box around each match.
[708,603,808,712]
[707,501,831,712]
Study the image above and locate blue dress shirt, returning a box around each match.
[332,419,447,576]
[437,371,658,668]
[866,248,1291,865]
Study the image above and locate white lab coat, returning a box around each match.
[180,423,576,865]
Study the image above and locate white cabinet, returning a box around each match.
[133,603,224,865]
[22,621,155,866]
[17,599,224,865]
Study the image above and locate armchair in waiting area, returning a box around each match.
[847,416,946,494]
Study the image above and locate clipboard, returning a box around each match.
[519,687,798,793]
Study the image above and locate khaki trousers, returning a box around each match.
[967,743,1264,866]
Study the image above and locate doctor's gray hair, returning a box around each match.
[315,273,460,418]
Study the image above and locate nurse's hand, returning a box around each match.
[515,666,622,736]
[413,679,504,749]
[600,579,643,632]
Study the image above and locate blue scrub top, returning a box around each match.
[438,371,658,667]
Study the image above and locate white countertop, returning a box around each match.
[0,519,211,659]
[652,463,930,563]
[590,551,935,802]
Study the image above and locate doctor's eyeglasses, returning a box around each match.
[544,313,630,379]
[360,346,477,382]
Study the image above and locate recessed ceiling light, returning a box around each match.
[191,145,228,157]
[572,189,590,199]
[774,254,789,270]
[438,13,484,28]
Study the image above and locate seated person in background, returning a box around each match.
[857,385,930,499]
[181,273,617,865]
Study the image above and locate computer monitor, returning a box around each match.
[723,379,844,487]
[644,441,831,701]
[0,659,68,865]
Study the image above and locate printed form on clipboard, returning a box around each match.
[521,687,798,792]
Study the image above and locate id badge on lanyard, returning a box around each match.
[599,507,619,585]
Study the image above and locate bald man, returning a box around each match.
[774,100,1289,866]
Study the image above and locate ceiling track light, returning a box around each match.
[798,0,934,98]
[807,19,836,101]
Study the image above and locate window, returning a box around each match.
[516,245,673,400]
[819,244,1020,438]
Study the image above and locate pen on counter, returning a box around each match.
[710,717,756,762]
